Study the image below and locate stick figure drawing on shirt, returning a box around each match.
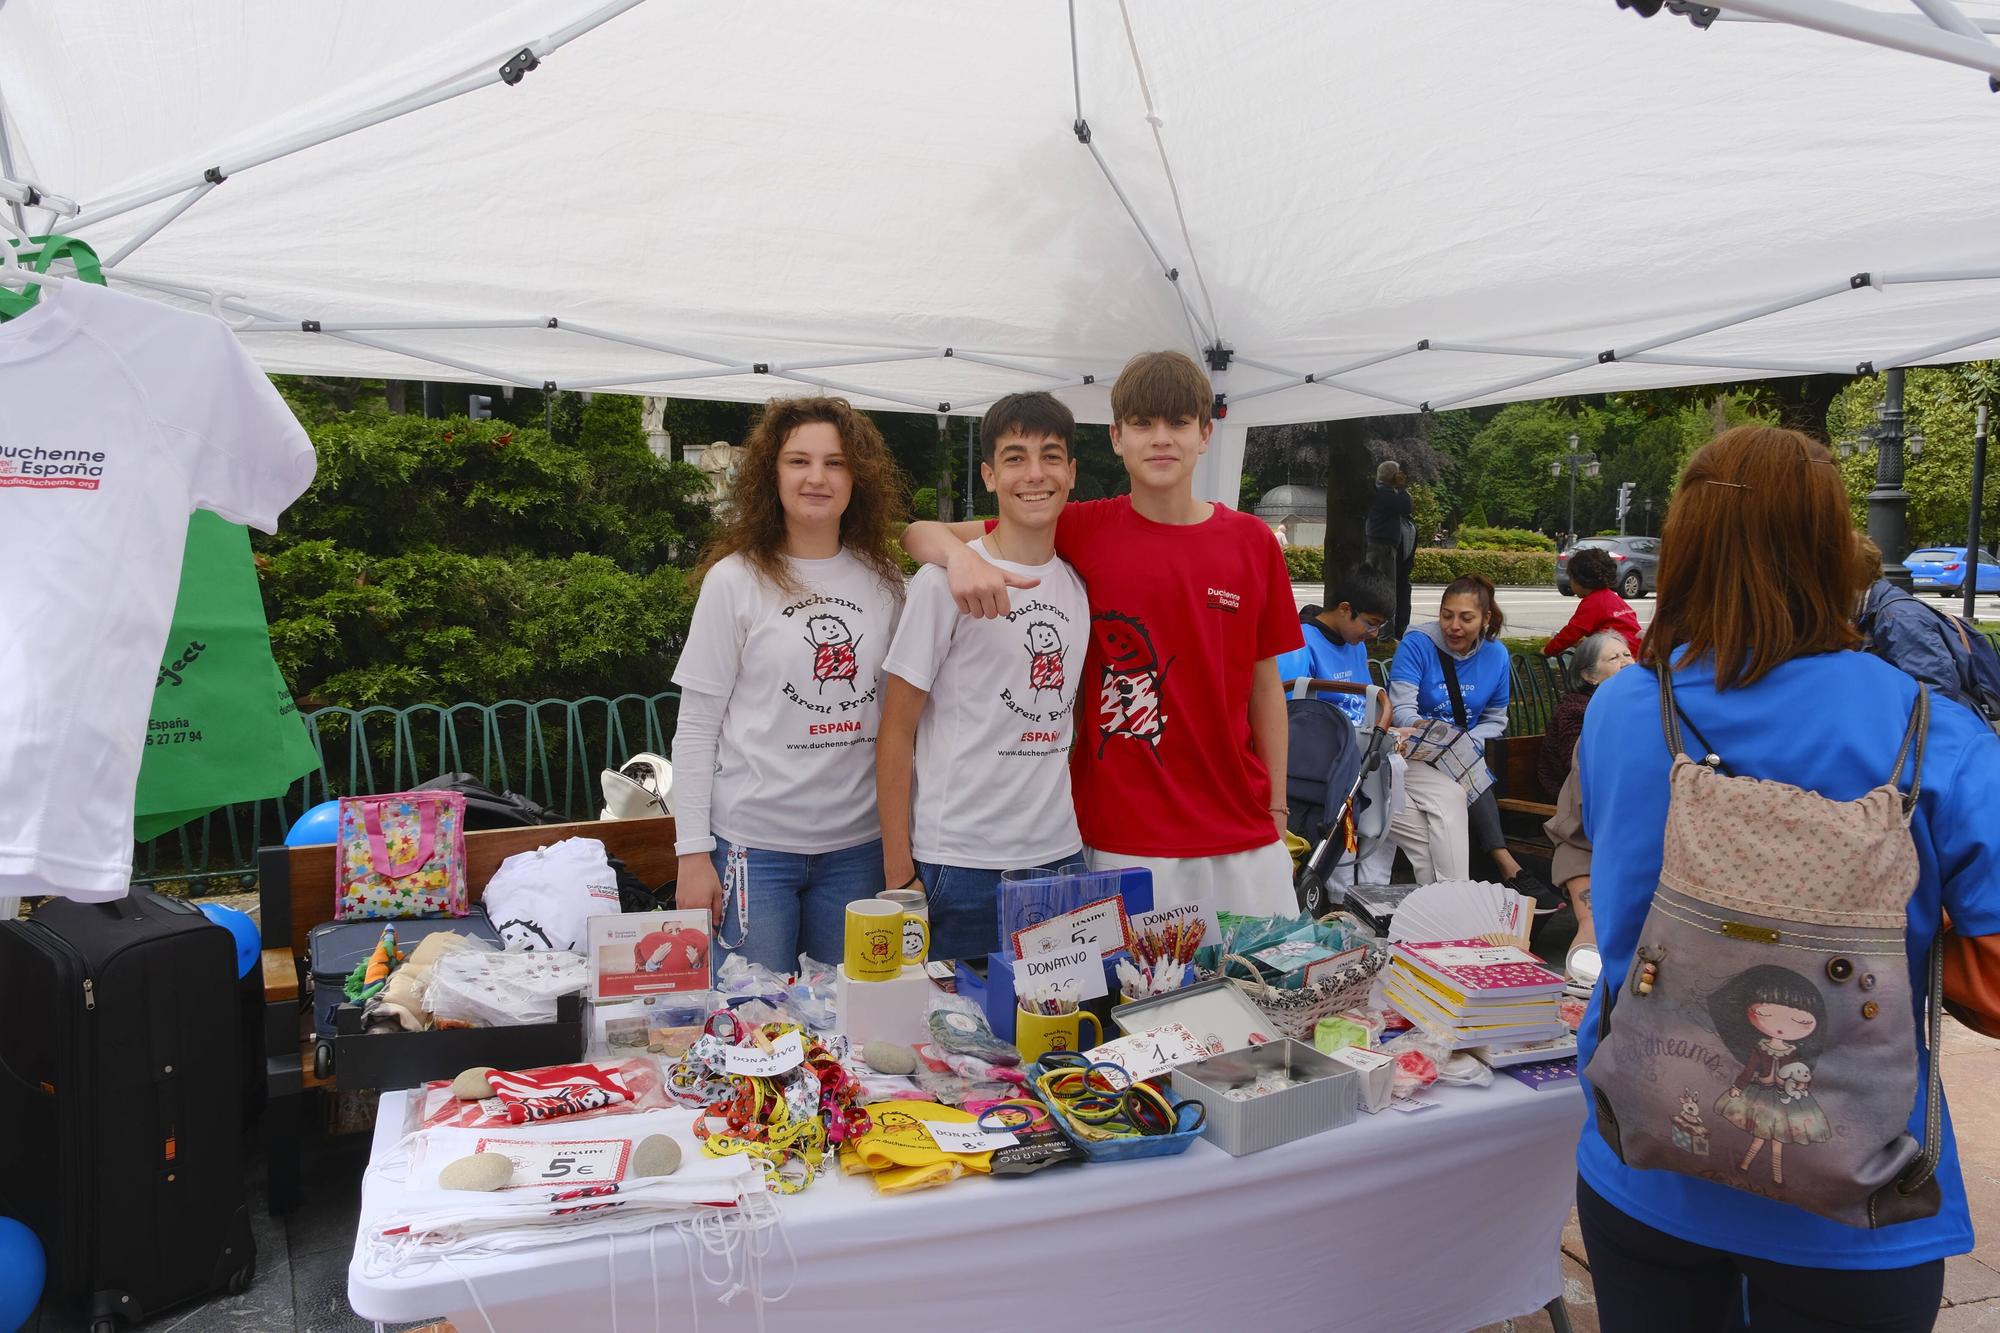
[804,613,861,692]
[1094,611,1172,762]
[1025,621,1065,697]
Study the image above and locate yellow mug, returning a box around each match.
[845,899,904,981]
[1015,1005,1102,1065]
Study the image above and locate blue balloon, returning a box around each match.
[198,902,260,980]
[0,1217,45,1333]
[285,798,342,847]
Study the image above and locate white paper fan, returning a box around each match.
[1388,880,1532,948]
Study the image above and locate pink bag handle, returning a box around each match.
[361,798,440,879]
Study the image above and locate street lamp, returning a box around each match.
[1550,433,1599,543]
[1835,368,1922,588]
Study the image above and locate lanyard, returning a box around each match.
[717,843,750,950]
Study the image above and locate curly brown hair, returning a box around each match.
[695,396,908,596]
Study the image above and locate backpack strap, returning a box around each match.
[1655,668,1725,770]
[1893,685,1930,815]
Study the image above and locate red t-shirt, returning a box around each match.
[1025,498,1303,858]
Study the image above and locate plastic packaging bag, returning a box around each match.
[426,942,586,1027]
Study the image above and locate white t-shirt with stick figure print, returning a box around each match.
[883,538,1089,870]
[672,550,902,855]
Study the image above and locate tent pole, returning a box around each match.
[102,182,218,267]
[1713,9,2000,32]
[553,365,758,392]
[1908,0,1991,43]
[1621,351,1858,374]
[1426,341,1596,361]
[950,349,1087,380]
[0,77,24,236]
[1880,321,2000,369]
[1708,0,2000,79]
[238,318,551,333]
[771,369,947,413]
[1430,277,1855,410]
[1225,345,1428,408]
[1077,140,1213,348]
[1876,267,2000,285]
[68,0,649,232]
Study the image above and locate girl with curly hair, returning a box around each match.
[669,397,908,971]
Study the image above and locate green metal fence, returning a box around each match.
[133,691,681,893]
[135,629,2000,895]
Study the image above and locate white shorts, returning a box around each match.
[1083,840,1296,919]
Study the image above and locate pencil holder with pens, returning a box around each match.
[1014,1005,1100,1065]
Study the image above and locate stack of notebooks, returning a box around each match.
[1385,939,1566,1050]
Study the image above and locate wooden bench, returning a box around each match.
[257,816,676,1213]
[1484,733,1559,869]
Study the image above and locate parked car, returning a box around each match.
[1555,536,1658,598]
[1904,547,2000,596]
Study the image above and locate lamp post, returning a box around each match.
[1967,404,1989,623]
[1550,433,1599,542]
[1837,369,1924,590]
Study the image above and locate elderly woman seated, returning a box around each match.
[1537,630,1635,801]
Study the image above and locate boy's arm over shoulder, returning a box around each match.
[900,521,1036,619]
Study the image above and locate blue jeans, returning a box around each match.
[916,858,1074,963]
[710,837,883,975]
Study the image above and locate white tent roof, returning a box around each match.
[6,0,2000,440]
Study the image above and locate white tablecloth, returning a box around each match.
[349,1076,1585,1333]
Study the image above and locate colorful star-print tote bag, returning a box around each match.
[334,792,469,921]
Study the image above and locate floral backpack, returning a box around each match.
[334,792,470,921]
[1582,671,1942,1228]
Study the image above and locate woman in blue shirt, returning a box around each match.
[1386,575,1517,884]
[1574,426,2000,1331]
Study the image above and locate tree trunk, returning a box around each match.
[1320,424,1377,609]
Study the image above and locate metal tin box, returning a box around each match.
[1170,1038,1358,1155]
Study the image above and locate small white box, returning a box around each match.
[1323,1045,1396,1113]
[836,963,936,1047]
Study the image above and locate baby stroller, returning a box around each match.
[1283,677,1395,918]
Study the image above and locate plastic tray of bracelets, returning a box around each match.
[1026,1054,1207,1163]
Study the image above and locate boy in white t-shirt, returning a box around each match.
[877,393,1089,960]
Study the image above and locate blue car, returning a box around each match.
[1905,547,2000,596]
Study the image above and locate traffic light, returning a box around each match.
[467,393,495,421]
[1617,481,1636,533]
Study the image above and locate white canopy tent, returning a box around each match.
[5,0,2000,500]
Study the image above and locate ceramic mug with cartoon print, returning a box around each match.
[845,899,903,981]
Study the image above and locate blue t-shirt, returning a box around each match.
[1388,631,1511,738]
[1275,623,1370,725]
[1576,652,2000,1269]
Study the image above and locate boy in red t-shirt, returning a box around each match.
[1543,547,1643,659]
[902,351,1303,916]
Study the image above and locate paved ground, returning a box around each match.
[1293,582,2000,639]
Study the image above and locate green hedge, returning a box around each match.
[1454,525,1556,553]
[1413,549,1556,584]
[1281,546,1553,586]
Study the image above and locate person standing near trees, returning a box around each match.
[1366,460,1415,639]
[669,396,907,972]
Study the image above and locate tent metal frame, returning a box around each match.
[2,0,1999,428]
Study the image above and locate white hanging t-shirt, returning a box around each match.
[671,550,901,855]
[883,538,1088,869]
[0,281,316,901]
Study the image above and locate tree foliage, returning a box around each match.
[1829,365,2000,550]
[260,383,714,709]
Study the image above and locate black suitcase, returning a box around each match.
[0,890,256,1331]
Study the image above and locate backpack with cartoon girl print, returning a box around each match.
[1583,671,1944,1228]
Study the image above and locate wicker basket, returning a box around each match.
[1196,945,1388,1042]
